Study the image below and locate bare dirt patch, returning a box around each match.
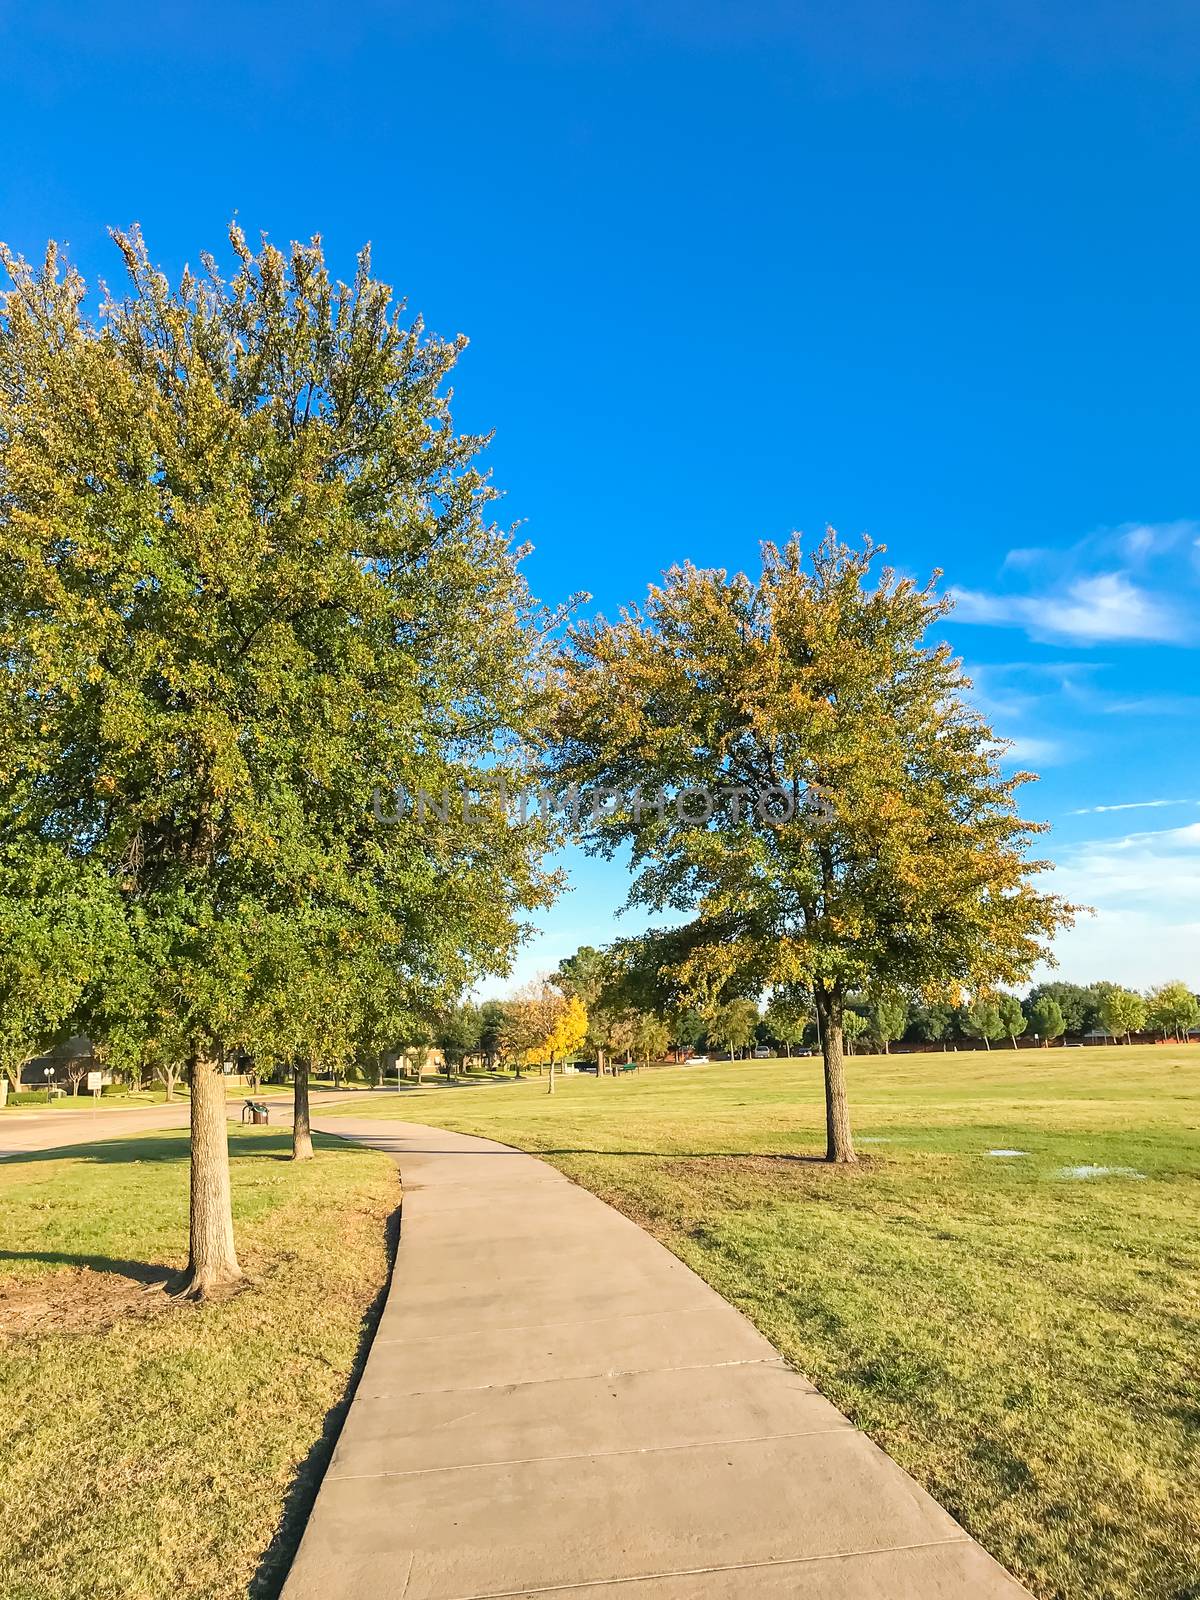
[0,1264,177,1341]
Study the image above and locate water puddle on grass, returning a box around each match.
[1059,1164,1147,1180]
[988,1149,1028,1157]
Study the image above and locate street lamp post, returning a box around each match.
[43,1065,55,1103]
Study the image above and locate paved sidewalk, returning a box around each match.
[283,1118,1030,1600]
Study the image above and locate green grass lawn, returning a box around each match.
[0,1128,397,1600]
[327,1045,1200,1600]
[2,1088,190,1111]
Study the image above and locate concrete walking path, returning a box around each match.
[283,1118,1030,1600]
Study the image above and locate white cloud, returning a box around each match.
[1113,519,1200,562]
[1002,546,1049,570]
[951,517,1200,648]
[1101,693,1200,715]
[1040,908,1200,988]
[1003,734,1066,766]
[1038,821,1200,985]
[1048,821,1200,912]
[1069,799,1192,815]
[952,571,1188,645]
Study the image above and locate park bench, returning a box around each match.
[617,1061,640,1073]
[241,1099,271,1125]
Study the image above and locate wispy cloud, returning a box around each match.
[952,572,1188,645]
[1101,693,1200,715]
[1069,799,1194,815]
[1050,821,1200,906]
[1003,734,1066,766]
[1041,821,1200,984]
[950,520,1199,648]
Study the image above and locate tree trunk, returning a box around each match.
[547,1054,556,1095]
[817,998,857,1163]
[293,1057,314,1160]
[984,1036,991,1051]
[182,1054,241,1299]
[597,1048,607,1078]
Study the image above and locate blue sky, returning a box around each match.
[3,1,1198,991]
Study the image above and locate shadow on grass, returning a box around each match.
[249,1200,403,1600]
[0,1129,368,1169]
[538,1148,833,1162]
[0,1248,176,1284]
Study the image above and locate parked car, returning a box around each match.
[752,1046,772,1059]
[687,1054,709,1064]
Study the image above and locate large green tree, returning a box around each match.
[1097,985,1146,1044]
[866,992,908,1054]
[1025,981,1098,1037]
[996,993,1026,1048]
[1145,981,1200,1043]
[1028,995,1065,1045]
[553,532,1074,1160]
[0,229,555,1292]
[708,997,761,1059]
[554,943,620,1074]
[961,996,1004,1051]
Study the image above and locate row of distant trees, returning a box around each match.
[831,979,1200,1052]
[404,971,1200,1082]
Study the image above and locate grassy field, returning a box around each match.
[1,1088,189,1110]
[328,1045,1200,1600]
[0,1127,397,1600]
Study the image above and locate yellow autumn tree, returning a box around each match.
[544,994,588,1095]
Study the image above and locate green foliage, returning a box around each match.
[1025,981,1100,1037]
[0,228,558,1072]
[866,993,907,1050]
[1098,986,1146,1042]
[553,531,1074,1150]
[0,845,126,1089]
[554,944,624,1063]
[905,1001,952,1043]
[1145,981,1200,1041]
[670,1006,707,1051]
[477,1000,508,1067]
[960,997,1004,1048]
[1028,995,1065,1042]
[841,1010,868,1047]
[435,1002,483,1069]
[765,988,810,1052]
[628,1010,670,1065]
[996,993,1026,1043]
[708,997,761,1055]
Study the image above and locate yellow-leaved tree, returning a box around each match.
[544,994,588,1095]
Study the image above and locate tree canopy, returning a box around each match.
[552,531,1075,1159]
[0,227,558,1289]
